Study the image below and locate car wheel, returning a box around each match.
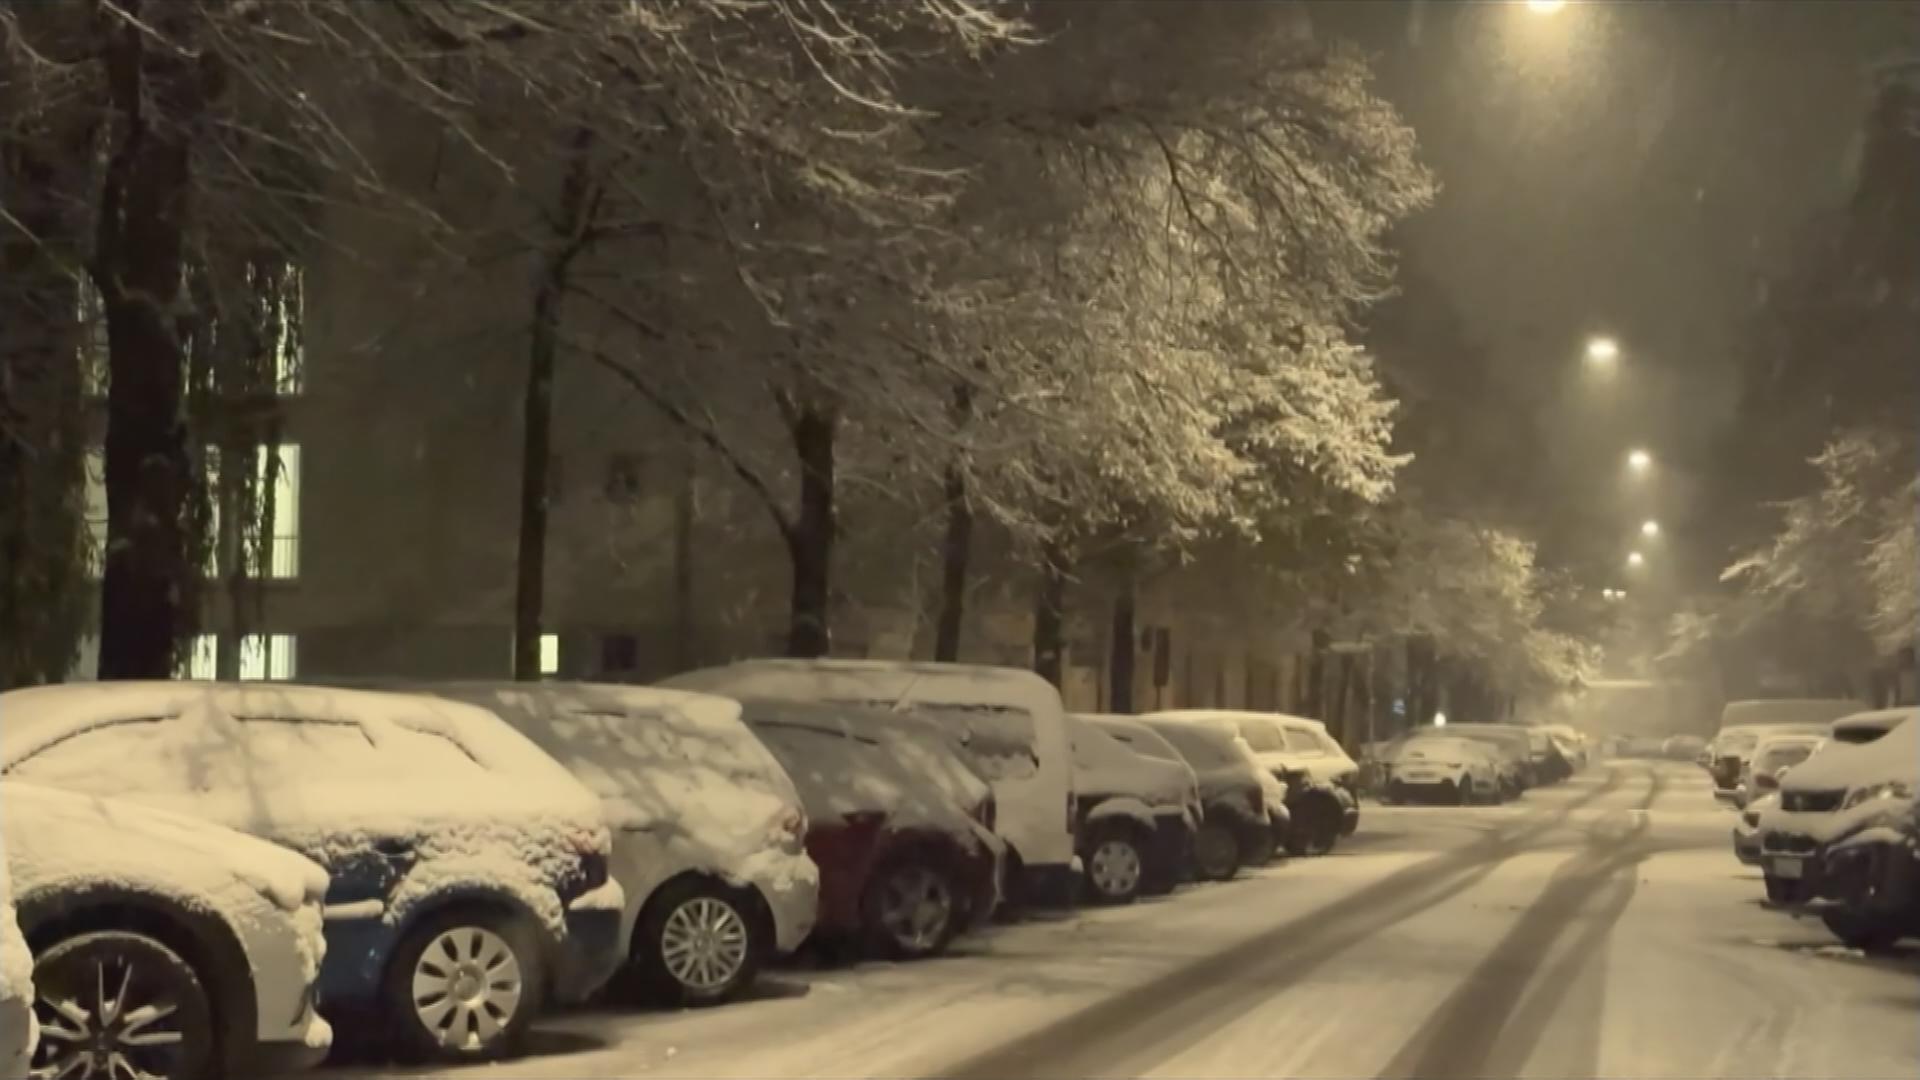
[1819,909,1902,953]
[1286,796,1339,857]
[865,859,959,959]
[1762,874,1806,906]
[1192,822,1241,882]
[640,878,763,1004]
[31,931,216,1080]
[1082,827,1147,906]
[385,907,544,1064]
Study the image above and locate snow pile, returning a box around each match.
[0,828,33,1080]
[0,684,610,940]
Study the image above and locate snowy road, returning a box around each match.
[318,762,1918,1079]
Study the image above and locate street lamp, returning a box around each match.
[1627,448,1653,472]
[1586,336,1619,365]
[1627,551,1645,568]
[1602,588,1617,600]
[1526,0,1567,13]
[1433,711,1449,727]
[1641,519,1660,538]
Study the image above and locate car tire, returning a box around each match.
[1192,822,1241,882]
[385,906,545,1064]
[1081,826,1147,906]
[31,930,217,1080]
[637,877,764,1005]
[1819,909,1902,953]
[864,858,961,959]
[1762,873,1806,906]
[1286,795,1340,857]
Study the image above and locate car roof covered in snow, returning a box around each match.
[660,659,1065,719]
[1779,712,1917,792]
[1717,699,1867,731]
[1147,709,1328,733]
[1830,707,1917,740]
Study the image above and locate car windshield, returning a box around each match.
[12,1,1916,1075]
[1750,740,1817,773]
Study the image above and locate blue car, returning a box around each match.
[0,682,625,1066]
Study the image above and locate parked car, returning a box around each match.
[1132,717,1272,882]
[1145,711,1356,856]
[402,682,820,1005]
[1827,708,1912,746]
[1066,715,1195,903]
[0,683,624,1064]
[1813,776,1918,952]
[662,661,1080,905]
[3,781,332,1080]
[1733,791,1774,866]
[1733,733,1824,809]
[1752,708,1916,905]
[1380,737,1504,805]
[1078,717,1204,829]
[1543,724,1590,770]
[0,834,33,1080]
[1661,734,1707,762]
[1405,725,1532,798]
[1707,699,1868,800]
[738,699,998,960]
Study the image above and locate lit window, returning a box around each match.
[238,634,297,681]
[272,268,305,395]
[175,634,217,680]
[83,449,108,578]
[540,634,560,676]
[259,444,300,579]
[76,278,108,398]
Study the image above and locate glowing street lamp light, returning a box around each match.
[1602,588,1617,600]
[1586,336,1619,365]
[1627,449,1653,472]
[1641,520,1661,538]
[1526,0,1567,13]
[1433,711,1449,727]
[1627,551,1646,568]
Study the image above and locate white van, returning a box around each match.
[662,660,1080,904]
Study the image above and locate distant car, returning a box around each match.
[0,683,623,1065]
[1145,711,1355,856]
[663,661,1081,906]
[1381,737,1503,805]
[1067,715,1195,903]
[1734,733,1824,809]
[1732,792,1773,866]
[1133,717,1272,881]
[740,701,998,959]
[0,832,34,1080]
[1707,699,1869,799]
[408,683,820,1006]
[1661,734,1707,762]
[1404,725,1531,797]
[1753,709,1917,905]
[4,781,332,1080]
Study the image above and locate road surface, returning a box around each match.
[321,761,1918,1079]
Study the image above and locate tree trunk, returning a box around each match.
[672,445,696,672]
[1032,540,1069,688]
[512,127,596,681]
[1108,557,1137,713]
[933,460,973,662]
[784,402,837,658]
[1306,627,1332,719]
[94,3,213,679]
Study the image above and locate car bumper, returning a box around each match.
[742,850,821,954]
[1147,812,1195,881]
[552,884,627,1004]
[1387,775,1466,802]
[1731,824,1764,866]
[1016,860,1082,907]
[241,1011,332,1076]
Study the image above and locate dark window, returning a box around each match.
[601,633,638,672]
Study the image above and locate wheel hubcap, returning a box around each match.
[1089,839,1143,897]
[411,926,524,1052]
[32,955,185,1080]
[661,897,750,991]
[879,867,953,950]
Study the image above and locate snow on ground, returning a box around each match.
[309,763,1918,1080]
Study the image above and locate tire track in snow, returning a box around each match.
[934,767,1633,1080]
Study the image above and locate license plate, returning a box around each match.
[1773,857,1803,880]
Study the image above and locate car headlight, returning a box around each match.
[1842,781,1915,810]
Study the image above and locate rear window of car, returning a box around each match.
[236,716,486,780]
[1281,727,1322,754]
[1753,741,1818,771]
[1240,722,1286,753]
[886,702,1038,783]
[1149,724,1241,769]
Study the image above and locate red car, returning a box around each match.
[740,700,1002,960]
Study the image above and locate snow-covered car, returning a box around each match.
[1753,708,1917,905]
[405,683,818,1006]
[1133,718,1273,881]
[741,701,998,959]
[1543,724,1590,770]
[1733,733,1824,809]
[1660,733,1707,762]
[1081,717,1204,824]
[1066,715,1195,904]
[0,833,32,1080]
[0,683,623,1065]
[1403,725,1530,798]
[1733,792,1774,865]
[1381,737,1503,805]
[1145,711,1356,857]
[1707,699,1868,798]
[662,661,1081,906]
[1827,708,1911,746]
[3,781,331,1080]
[1813,781,1919,952]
